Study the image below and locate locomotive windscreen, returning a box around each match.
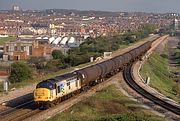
[36,81,54,90]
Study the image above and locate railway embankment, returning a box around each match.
[128,36,180,120]
[140,52,180,102]
[140,37,180,103]
[133,61,180,119]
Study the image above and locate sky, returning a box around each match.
[0,0,180,13]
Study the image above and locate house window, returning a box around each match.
[29,46,32,55]
[14,46,17,51]
[21,46,24,51]
[9,45,14,52]
[6,46,9,52]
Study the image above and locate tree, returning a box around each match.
[9,62,32,83]
[52,50,65,59]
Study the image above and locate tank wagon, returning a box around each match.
[34,41,152,109]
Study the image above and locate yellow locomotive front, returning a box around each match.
[34,88,51,102]
[34,80,56,108]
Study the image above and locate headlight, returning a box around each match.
[34,91,37,96]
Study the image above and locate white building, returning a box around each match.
[13,5,21,11]
[174,19,179,30]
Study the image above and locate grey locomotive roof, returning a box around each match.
[43,78,57,84]
[54,72,76,81]
[39,72,77,85]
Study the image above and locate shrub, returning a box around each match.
[9,62,32,83]
[52,50,65,59]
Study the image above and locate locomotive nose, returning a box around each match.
[34,88,51,102]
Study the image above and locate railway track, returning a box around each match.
[0,100,41,121]
[123,64,180,115]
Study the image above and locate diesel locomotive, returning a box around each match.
[34,41,152,108]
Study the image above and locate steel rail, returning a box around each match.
[123,64,180,115]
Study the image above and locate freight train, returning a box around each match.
[34,41,152,109]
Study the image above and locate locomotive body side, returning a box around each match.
[55,74,80,98]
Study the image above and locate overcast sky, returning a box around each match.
[0,0,180,13]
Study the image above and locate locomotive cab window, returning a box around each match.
[36,81,54,90]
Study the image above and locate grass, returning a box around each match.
[140,52,180,102]
[0,37,16,45]
[47,85,164,121]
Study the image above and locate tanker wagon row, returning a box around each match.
[34,41,152,109]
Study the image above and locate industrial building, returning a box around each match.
[3,40,52,61]
[49,36,81,47]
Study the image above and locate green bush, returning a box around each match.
[52,50,65,59]
[9,62,32,83]
[45,59,60,70]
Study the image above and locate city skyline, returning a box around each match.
[1,0,180,13]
